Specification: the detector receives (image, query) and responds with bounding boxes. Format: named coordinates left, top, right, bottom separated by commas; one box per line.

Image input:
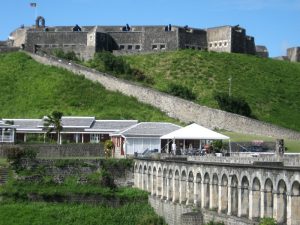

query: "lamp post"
left=228, top=76, right=232, bottom=97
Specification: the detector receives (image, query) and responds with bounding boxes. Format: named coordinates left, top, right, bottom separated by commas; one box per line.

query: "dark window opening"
left=128, top=45, right=133, bottom=50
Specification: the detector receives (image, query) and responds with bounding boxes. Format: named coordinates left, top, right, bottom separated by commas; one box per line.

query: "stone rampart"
left=26, top=52, right=300, bottom=140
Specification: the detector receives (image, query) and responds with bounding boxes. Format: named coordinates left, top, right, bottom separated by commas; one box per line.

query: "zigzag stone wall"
left=26, top=52, right=300, bottom=140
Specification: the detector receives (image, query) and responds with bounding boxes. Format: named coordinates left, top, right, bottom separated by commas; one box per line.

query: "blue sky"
left=1, top=0, right=299, bottom=57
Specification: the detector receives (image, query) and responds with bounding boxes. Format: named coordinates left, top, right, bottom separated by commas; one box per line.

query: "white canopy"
left=160, top=123, right=230, bottom=140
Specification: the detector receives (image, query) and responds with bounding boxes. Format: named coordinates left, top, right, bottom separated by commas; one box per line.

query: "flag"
left=30, top=3, right=37, bottom=7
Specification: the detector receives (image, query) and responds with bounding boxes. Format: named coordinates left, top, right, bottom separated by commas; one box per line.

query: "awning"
left=160, top=123, right=229, bottom=140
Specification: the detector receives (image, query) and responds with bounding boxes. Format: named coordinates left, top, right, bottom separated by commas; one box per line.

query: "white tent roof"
left=160, top=123, right=230, bottom=140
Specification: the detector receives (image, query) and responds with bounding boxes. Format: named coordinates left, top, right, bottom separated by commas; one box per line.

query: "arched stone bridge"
left=134, top=157, right=300, bottom=225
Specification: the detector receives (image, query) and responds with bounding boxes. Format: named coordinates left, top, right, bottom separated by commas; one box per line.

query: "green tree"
left=104, top=140, right=114, bottom=159
left=43, top=111, right=63, bottom=144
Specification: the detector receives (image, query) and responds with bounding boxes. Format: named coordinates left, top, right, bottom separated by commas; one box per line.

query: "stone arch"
left=220, top=174, right=228, bottom=213
left=152, top=167, right=157, bottom=195
left=180, top=170, right=187, bottom=204
left=168, top=169, right=173, bottom=201
left=143, top=165, right=148, bottom=191
left=241, top=176, right=250, bottom=217
left=276, top=179, right=287, bottom=224
left=195, top=172, right=202, bottom=206
left=162, top=168, right=168, bottom=199
left=230, top=175, right=238, bottom=216
left=211, top=173, right=219, bottom=209
left=157, top=167, right=163, bottom=197
left=264, top=178, right=273, bottom=218
left=147, top=166, right=152, bottom=193
left=291, top=181, right=300, bottom=225
left=252, top=177, right=261, bottom=219
left=203, top=172, right=210, bottom=208
left=36, top=16, right=45, bottom=28
left=187, top=170, right=194, bottom=205
left=173, top=169, right=180, bottom=202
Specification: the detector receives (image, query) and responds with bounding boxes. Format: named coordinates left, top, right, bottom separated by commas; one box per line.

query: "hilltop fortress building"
left=8, top=17, right=259, bottom=60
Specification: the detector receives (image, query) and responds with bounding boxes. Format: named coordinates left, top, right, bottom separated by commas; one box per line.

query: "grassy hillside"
left=0, top=52, right=177, bottom=122
left=123, top=50, right=300, bottom=131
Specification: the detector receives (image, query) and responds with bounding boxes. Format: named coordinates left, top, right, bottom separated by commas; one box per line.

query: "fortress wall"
left=287, top=47, right=300, bottom=62
left=231, top=27, right=247, bottom=53
left=25, top=31, right=88, bottom=52
left=245, top=36, right=256, bottom=55
left=143, top=27, right=179, bottom=51
left=207, top=26, right=232, bottom=53
left=178, top=28, right=207, bottom=49
left=27, top=52, right=300, bottom=140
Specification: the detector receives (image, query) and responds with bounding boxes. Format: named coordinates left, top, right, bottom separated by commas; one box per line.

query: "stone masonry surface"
left=26, top=52, right=300, bottom=140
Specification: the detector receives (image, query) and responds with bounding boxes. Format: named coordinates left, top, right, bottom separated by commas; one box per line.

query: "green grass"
left=122, top=50, right=300, bottom=131
left=0, top=52, right=177, bottom=123
left=0, top=202, right=165, bottom=225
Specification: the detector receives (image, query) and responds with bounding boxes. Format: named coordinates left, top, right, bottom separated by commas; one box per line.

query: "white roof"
left=160, top=123, right=230, bottom=140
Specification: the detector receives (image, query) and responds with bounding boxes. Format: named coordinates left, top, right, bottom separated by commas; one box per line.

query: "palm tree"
left=43, top=111, right=63, bottom=144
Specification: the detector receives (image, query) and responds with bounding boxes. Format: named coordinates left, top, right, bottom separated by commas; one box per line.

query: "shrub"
left=99, top=169, right=116, bottom=189
left=166, top=83, right=196, bottom=100
left=259, top=217, right=277, bottom=225
left=104, top=140, right=114, bottom=159
left=214, top=92, right=252, bottom=117
left=6, top=147, right=37, bottom=171
left=137, top=214, right=167, bottom=225
left=52, top=49, right=80, bottom=62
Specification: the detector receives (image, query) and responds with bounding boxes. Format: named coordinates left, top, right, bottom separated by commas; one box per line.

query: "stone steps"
left=0, top=167, right=9, bottom=184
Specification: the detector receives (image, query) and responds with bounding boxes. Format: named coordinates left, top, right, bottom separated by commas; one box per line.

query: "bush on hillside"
left=52, top=49, right=80, bottom=62
left=214, top=92, right=253, bottom=117
left=87, top=51, right=154, bottom=84
left=166, top=83, right=196, bottom=101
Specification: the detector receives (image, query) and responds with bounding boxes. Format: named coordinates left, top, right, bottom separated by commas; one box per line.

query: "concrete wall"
left=207, top=26, right=232, bottom=53
left=287, top=47, right=300, bottom=62
left=26, top=52, right=300, bottom=140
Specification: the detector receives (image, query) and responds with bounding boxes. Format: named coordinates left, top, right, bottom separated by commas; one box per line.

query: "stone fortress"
left=6, top=16, right=299, bottom=62
left=8, top=16, right=259, bottom=61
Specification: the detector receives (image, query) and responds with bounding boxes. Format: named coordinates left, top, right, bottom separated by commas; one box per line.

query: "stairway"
left=0, top=167, right=8, bottom=185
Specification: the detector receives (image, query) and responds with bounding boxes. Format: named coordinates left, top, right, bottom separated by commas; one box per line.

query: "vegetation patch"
left=0, top=51, right=178, bottom=123
left=0, top=202, right=166, bottom=225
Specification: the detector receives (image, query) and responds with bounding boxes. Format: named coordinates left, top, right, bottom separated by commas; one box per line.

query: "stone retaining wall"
left=0, top=143, right=104, bottom=158
left=149, top=196, right=258, bottom=225
left=26, top=52, right=300, bottom=140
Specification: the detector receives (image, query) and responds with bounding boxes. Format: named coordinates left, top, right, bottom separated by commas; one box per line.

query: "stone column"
left=249, top=189, right=253, bottom=220
left=218, top=184, right=222, bottom=213
left=209, top=183, right=214, bottom=209
left=172, top=176, right=176, bottom=203
left=161, top=177, right=164, bottom=200
left=260, top=189, right=265, bottom=218
left=166, top=177, right=170, bottom=201
left=238, top=186, right=242, bottom=217
left=194, top=180, right=198, bottom=206
left=201, top=181, right=205, bottom=209
left=287, top=193, right=292, bottom=225
left=227, top=185, right=232, bottom=215
left=273, top=192, right=278, bottom=221
left=186, top=180, right=191, bottom=205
